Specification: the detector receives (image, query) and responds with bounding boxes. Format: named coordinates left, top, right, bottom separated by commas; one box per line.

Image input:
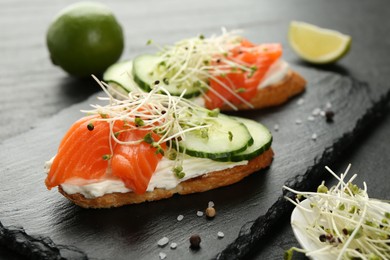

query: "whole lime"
left=46, top=2, right=124, bottom=77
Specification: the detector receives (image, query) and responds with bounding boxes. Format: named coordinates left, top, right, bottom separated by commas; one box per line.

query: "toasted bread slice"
left=220, top=70, right=306, bottom=111
left=58, top=148, right=274, bottom=208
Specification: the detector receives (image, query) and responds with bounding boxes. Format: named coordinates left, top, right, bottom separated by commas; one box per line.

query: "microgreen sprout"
left=283, top=164, right=390, bottom=259
left=173, top=165, right=185, bottom=179
left=207, top=108, right=220, bottom=117
left=87, top=76, right=225, bottom=178
left=134, top=117, right=145, bottom=127
left=102, top=154, right=112, bottom=161
left=148, top=29, right=257, bottom=110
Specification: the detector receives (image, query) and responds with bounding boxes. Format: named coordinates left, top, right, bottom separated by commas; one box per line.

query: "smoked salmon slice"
left=45, top=115, right=164, bottom=195
left=111, top=130, right=164, bottom=194
left=205, top=41, right=282, bottom=109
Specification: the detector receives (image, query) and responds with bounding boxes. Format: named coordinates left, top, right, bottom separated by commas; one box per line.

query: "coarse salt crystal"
left=297, top=98, right=305, bottom=105
left=274, top=124, right=279, bottom=131
left=312, top=108, right=321, bottom=116
left=320, top=111, right=326, bottom=117
left=217, top=231, right=225, bottom=238
left=170, top=242, right=177, bottom=249
left=197, top=211, right=204, bottom=217
left=307, top=116, right=315, bottom=121
left=157, top=237, right=169, bottom=247
left=295, top=119, right=302, bottom=125
left=159, top=252, right=167, bottom=259
left=312, top=133, right=317, bottom=141
left=177, top=215, right=184, bottom=221
left=208, top=201, right=215, bottom=208
left=325, top=102, right=332, bottom=109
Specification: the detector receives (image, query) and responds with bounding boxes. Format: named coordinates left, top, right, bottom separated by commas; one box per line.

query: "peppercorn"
left=87, top=123, right=94, bottom=131
left=189, top=234, right=201, bottom=249
left=325, top=110, right=335, bottom=122
left=319, top=234, right=327, bottom=242
left=154, top=80, right=160, bottom=85
left=205, top=207, right=216, bottom=218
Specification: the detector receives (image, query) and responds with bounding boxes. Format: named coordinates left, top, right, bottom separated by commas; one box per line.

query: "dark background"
left=1, top=0, right=389, bottom=259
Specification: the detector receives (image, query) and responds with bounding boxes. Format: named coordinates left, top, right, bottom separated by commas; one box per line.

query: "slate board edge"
left=215, top=83, right=390, bottom=260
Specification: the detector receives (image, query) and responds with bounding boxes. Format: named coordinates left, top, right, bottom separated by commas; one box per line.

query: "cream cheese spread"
left=258, top=60, right=289, bottom=88
left=45, top=155, right=247, bottom=199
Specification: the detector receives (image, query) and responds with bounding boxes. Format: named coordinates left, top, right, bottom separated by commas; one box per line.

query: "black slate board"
left=1, top=65, right=389, bottom=259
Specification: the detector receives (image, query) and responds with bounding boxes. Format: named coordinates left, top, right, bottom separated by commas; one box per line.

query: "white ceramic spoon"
left=291, top=197, right=390, bottom=260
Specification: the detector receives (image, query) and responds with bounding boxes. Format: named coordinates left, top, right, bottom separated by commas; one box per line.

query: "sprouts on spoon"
left=284, top=165, right=390, bottom=260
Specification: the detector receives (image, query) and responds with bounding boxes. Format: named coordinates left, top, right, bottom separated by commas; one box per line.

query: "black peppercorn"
left=325, top=110, right=335, bottom=122
left=154, top=80, right=160, bottom=85
left=189, top=234, right=201, bottom=249
left=87, top=123, right=94, bottom=131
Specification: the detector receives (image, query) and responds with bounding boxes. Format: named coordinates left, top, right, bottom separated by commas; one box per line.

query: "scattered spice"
left=157, top=237, right=169, bottom=247
left=170, top=242, right=177, bottom=249
left=177, top=215, right=184, bottom=221
left=159, top=252, right=167, bottom=259
left=189, top=234, right=201, bottom=249
left=274, top=124, right=279, bottom=132
left=87, top=123, right=94, bottom=131
left=154, top=80, right=160, bottom=85
left=311, top=133, right=317, bottom=141
left=307, top=116, right=315, bottom=121
left=312, top=108, right=321, bottom=116
left=217, top=231, right=225, bottom=238
left=205, top=207, right=216, bottom=218
left=297, top=98, right=305, bottom=105
left=295, top=119, right=302, bottom=125
left=196, top=211, right=204, bottom=217
left=325, top=109, right=335, bottom=122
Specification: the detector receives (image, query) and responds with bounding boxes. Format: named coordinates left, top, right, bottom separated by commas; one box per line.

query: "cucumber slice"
left=132, top=54, right=202, bottom=98
left=178, top=114, right=253, bottom=161
left=230, top=117, right=272, bottom=162
left=103, top=60, right=139, bottom=94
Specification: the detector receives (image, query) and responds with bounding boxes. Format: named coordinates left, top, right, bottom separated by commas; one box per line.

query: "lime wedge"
left=288, top=21, right=351, bottom=64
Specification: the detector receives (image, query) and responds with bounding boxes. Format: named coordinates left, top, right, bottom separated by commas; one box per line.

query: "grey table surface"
left=1, top=0, right=389, bottom=259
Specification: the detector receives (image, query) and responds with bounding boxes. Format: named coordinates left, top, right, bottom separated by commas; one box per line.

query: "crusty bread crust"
left=219, top=70, right=306, bottom=111
left=58, top=148, right=274, bottom=208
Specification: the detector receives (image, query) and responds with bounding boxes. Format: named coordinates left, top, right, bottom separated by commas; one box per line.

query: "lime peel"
left=288, top=21, right=351, bottom=64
